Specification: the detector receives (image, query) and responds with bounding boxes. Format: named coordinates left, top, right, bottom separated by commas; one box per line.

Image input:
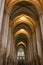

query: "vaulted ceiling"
left=5, top=0, right=43, bottom=49
left=5, top=0, right=43, bottom=13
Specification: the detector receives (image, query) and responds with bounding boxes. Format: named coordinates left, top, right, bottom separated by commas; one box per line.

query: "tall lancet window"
left=17, top=48, right=25, bottom=60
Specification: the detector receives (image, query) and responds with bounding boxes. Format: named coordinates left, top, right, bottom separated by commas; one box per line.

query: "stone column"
left=0, top=0, right=5, bottom=39
left=25, top=44, right=28, bottom=63
left=40, top=12, right=43, bottom=40
left=32, top=32, right=37, bottom=57
left=26, top=40, right=33, bottom=63
left=10, top=34, right=16, bottom=64
left=0, top=11, right=9, bottom=65
left=35, top=25, right=42, bottom=65
left=6, top=27, right=12, bottom=65
left=25, top=43, right=29, bottom=63
left=40, top=12, right=43, bottom=60
left=29, top=40, right=34, bottom=62
left=1, top=12, right=10, bottom=53
left=32, top=31, right=38, bottom=65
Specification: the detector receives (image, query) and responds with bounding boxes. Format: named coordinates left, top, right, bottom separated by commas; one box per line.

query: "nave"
left=0, top=0, right=43, bottom=65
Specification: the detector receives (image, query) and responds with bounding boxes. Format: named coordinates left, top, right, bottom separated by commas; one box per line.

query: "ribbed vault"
left=8, top=0, right=40, bottom=60
left=17, top=41, right=26, bottom=48
left=10, top=1, right=39, bottom=21
left=11, top=14, right=35, bottom=33
left=6, top=0, right=42, bottom=14
left=0, top=0, right=43, bottom=64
